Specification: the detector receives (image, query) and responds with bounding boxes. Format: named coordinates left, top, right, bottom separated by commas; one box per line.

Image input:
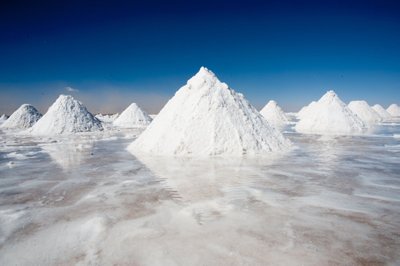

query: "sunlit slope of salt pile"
left=113, top=103, right=152, bottom=128
left=297, top=101, right=316, bottom=120
left=348, top=101, right=382, bottom=126
left=95, top=113, right=119, bottom=123
left=387, top=104, right=400, bottom=117
left=129, top=67, right=291, bottom=156
left=1, top=104, right=42, bottom=129
left=295, top=91, right=366, bottom=135
left=372, top=104, right=392, bottom=120
left=259, top=100, right=288, bottom=128
left=30, top=95, right=103, bottom=135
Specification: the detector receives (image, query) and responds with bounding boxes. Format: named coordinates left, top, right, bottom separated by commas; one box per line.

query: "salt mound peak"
left=260, top=100, right=288, bottom=128
left=372, top=104, right=391, bottom=120
left=295, top=90, right=366, bottom=135
left=319, top=90, right=337, bottom=102
left=387, top=104, right=400, bottom=117
left=128, top=67, right=291, bottom=156
left=113, top=103, right=152, bottom=128
left=348, top=100, right=382, bottom=125
left=30, top=94, right=103, bottom=135
left=1, top=104, right=42, bottom=129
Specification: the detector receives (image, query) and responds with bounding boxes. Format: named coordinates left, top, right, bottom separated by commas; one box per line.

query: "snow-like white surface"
left=348, top=100, right=382, bottom=126
left=30, top=95, right=103, bottom=135
left=387, top=104, right=400, bottom=117
left=259, top=100, right=289, bottom=128
left=113, top=103, right=152, bottom=128
left=129, top=67, right=291, bottom=156
left=95, top=113, right=119, bottom=123
left=297, top=101, right=317, bottom=120
left=372, top=104, right=392, bottom=120
left=295, top=91, right=366, bottom=135
left=0, top=104, right=42, bottom=129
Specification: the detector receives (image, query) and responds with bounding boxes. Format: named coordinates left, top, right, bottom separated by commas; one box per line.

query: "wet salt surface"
left=0, top=125, right=399, bottom=265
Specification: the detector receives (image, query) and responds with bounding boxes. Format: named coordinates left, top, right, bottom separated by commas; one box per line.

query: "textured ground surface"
left=0, top=123, right=399, bottom=265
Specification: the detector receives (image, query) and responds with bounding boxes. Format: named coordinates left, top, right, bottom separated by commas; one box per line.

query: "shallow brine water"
left=0, top=124, right=399, bottom=265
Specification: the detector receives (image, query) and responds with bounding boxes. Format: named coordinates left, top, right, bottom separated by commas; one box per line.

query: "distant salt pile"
left=259, top=100, right=288, bottom=128
left=348, top=101, right=382, bottom=126
left=128, top=67, right=291, bottom=156
left=1, top=104, right=42, bottom=129
left=0, top=114, right=8, bottom=124
left=387, top=104, right=400, bottom=117
left=95, top=113, right=119, bottom=123
left=295, top=90, right=366, bottom=135
left=113, top=103, right=152, bottom=128
left=372, top=104, right=392, bottom=120
left=297, top=101, right=317, bottom=120
left=30, top=95, right=103, bottom=135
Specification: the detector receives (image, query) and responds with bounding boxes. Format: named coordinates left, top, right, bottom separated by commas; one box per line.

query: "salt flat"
left=0, top=123, right=399, bottom=265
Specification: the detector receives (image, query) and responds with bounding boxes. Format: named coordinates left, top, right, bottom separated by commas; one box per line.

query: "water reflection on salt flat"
left=39, top=139, right=95, bottom=170
left=0, top=126, right=399, bottom=265
left=130, top=132, right=400, bottom=265
left=133, top=154, right=284, bottom=224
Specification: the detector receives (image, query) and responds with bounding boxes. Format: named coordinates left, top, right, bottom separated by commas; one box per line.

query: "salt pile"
left=372, top=104, right=391, bottom=120
left=387, top=104, right=400, bottom=117
left=0, top=114, right=8, bottom=124
left=295, top=90, right=366, bottom=135
left=1, top=104, right=42, bottom=129
left=128, top=67, right=291, bottom=156
left=30, top=95, right=103, bottom=135
left=113, top=103, right=152, bottom=128
left=259, top=100, right=288, bottom=128
left=95, top=113, right=119, bottom=123
left=297, top=101, right=317, bottom=120
left=348, top=101, right=382, bottom=126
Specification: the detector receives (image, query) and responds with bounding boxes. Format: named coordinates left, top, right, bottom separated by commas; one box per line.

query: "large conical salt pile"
left=30, top=95, right=103, bottom=135
left=128, top=67, right=291, bottom=156
left=1, top=104, right=42, bottom=129
left=295, top=90, right=366, bottom=135
left=259, top=100, right=289, bottom=128
left=372, top=104, right=391, bottom=120
left=387, top=104, right=400, bottom=117
left=297, top=101, right=317, bottom=120
left=113, top=103, right=152, bottom=128
left=348, top=100, right=382, bottom=126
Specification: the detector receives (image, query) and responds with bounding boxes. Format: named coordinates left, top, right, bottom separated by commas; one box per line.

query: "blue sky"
left=0, top=0, right=399, bottom=114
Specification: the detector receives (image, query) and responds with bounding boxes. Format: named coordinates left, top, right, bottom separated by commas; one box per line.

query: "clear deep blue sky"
left=0, top=0, right=399, bottom=114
